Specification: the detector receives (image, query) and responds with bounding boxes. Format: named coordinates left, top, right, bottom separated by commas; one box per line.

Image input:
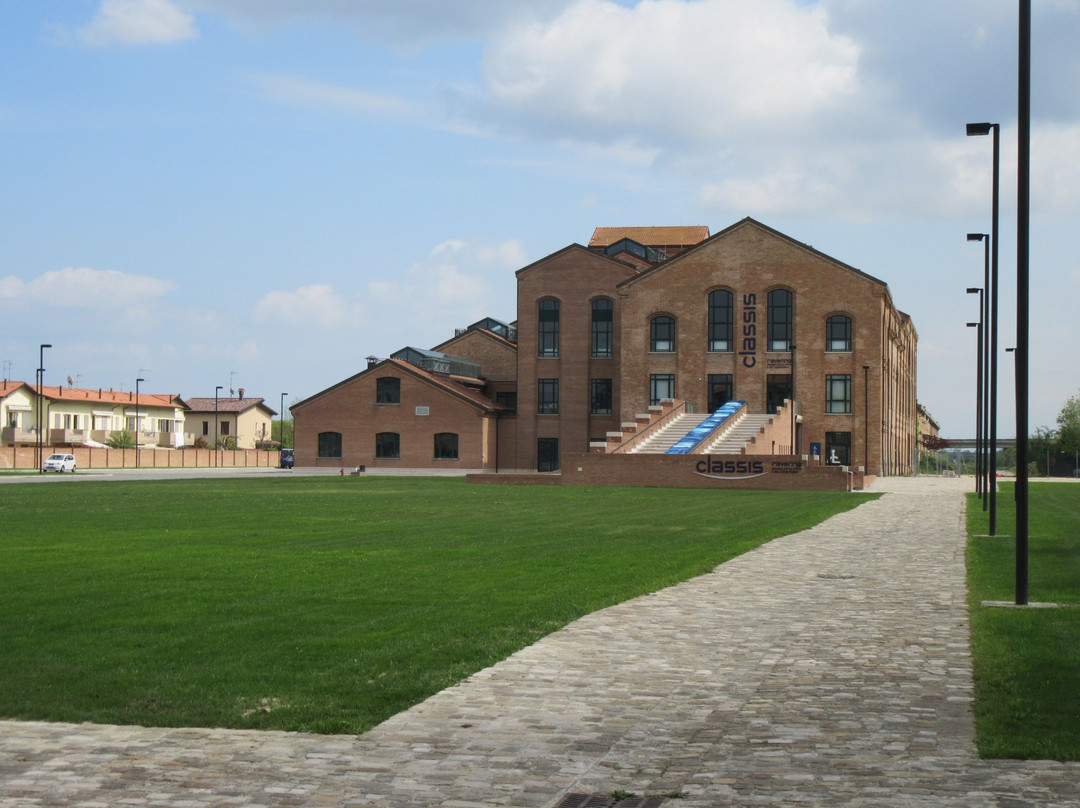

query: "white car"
left=42, top=453, right=77, bottom=473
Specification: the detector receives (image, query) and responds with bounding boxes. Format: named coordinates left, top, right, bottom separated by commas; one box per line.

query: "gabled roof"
left=432, top=325, right=519, bottom=354
left=515, top=242, right=645, bottom=279
left=292, top=359, right=503, bottom=414
left=0, top=381, right=33, bottom=398
left=617, top=217, right=890, bottom=292
left=8, top=383, right=185, bottom=409
left=185, top=397, right=276, bottom=416
left=589, top=226, right=711, bottom=249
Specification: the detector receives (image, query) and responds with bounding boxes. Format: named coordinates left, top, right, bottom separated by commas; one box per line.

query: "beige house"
left=184, top=393, right=276, bottom=449
left=1, top=382, right=190, bottom=448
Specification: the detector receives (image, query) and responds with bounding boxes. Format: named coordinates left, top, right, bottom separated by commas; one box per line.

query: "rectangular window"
left=375, top=432, right=400, bottom=458
left=221, top=421, right=230, bottom=436
left=590, top=378, right=613, bottom=415
left=826, top=316, right=852, bottom=352
left=158, top=419, right=172, bottom=433
left=591, top=299, right=613, bottom=357
left=434, top=432, right=459, bottom=460
left=825, top=431, right=851, bottom=465
left=376, top=377, right=401, bottom=404
left=538, top=378, right=559, bottom=414
left=708, top=290, right=733, bottom=352
left=708, top=374, right=733, bottom=411
left=202, top=420, right=209, bottom=436
left=650, top=374, right=675, bottom=406
left=318, top=431, right=342, bottom=458
left=826, top=374, right=852, bottom=413
left=496, top=392, right=518, bottom=411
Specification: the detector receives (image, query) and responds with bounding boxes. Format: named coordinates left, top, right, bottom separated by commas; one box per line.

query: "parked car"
left=280, top=448, right=294, bottom=469
left=43, top=453, right=77, bottom=473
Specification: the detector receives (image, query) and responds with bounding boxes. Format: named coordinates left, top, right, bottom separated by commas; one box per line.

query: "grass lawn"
left=967, top=481, right=1080, bottom=760
left=1, top=476, right=875, bottom=734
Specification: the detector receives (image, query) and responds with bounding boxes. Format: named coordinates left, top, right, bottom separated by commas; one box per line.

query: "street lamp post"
left=790, top=344, right=797, bottom=455
left=863, top=364, right=870, bottom=474
left=967, top=321, right=983, bottom=491
left=968, top=233, right=991, bottom=502
left=215, top=385, right=223, bottom=468
left=135, top=377, right=145, bottom=468
left=966, top=287, right=985, bottom=501
left=280, top=392, right=288, bottom=452
left=966, top=123, right=1000, bottom=535
left=1014, top=0, right=1032, bottom=605
left=37, top=344, right=51, bottom=474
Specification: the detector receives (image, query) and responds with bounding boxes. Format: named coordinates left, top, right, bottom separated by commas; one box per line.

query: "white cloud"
left=478, top=0, right=863, bottom=148
left=252, top=284, right=361, bottom=329
left=78, top=0, right=198, bottom=47
left=248, top=75, right=420, bottom=120
left=189, top=0, right=577, bottom=44
left=0, top=267, right=175, bottom=308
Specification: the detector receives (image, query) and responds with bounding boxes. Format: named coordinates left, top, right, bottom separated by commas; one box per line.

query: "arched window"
left=826, top=315, right=852, bottom=352
left=708, top=290, right=733, bottom=352
left=767, top=289, right=793, bottom=352
left=375, top=432, right=400, bottom=458
left=317, top=432, right=342, bottom=458
left=591, top=298, right=613, bottom=357
left=538, top=299, right=559, bottom=357
left=434, top=432, right=459, bottom=460
left=650, top=315, right=675, bottom=352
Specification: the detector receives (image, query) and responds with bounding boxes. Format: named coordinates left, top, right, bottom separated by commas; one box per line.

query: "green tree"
left=1056, top=390, right=1080, bottom=454
left=106, top=429, right=135, bottom=449
left=1029, top=426, right=1058, bottom=476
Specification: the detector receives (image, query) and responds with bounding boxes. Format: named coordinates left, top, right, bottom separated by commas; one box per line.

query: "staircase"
left=705, top=413, right=773, bottom=454
left=629, top=413, right=708, bottom=454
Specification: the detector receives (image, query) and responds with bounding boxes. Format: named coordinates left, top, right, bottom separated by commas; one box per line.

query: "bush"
left=106, top=429, right=135, bottom=449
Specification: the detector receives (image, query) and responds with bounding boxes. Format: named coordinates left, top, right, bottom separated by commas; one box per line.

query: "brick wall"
left=561, top=452, right=853, bottom=491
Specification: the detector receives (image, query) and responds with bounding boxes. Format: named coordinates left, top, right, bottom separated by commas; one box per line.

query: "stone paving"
left=2, top=476, right=1078, bottom=807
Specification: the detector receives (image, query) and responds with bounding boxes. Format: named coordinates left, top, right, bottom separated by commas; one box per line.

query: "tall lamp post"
left=135, top=377, right=145, bottom=468
left=279, top=392, right=288, bottom=452
left=966, top=288, right=985, bottom=500
left=1014, top=0, right=1032, bottom=605
left=37, top=343, right=52, bottom=474
left=967, top=234, right=991, bottom=503
left=966, top=320, right=983, bottom=491
left=214, top=385, right=223, bottom=469
left=966, top=123, right=1000, bottom=534
left=863, top=364, right=870, bottom=474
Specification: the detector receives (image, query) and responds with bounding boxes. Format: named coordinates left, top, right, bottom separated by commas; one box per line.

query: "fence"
left=1, top=445, right=279, bottom=470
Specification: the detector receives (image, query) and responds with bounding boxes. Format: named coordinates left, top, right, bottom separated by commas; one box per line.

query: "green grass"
left=967, top=482, right=1080, bottom=760
left=0, top=477, right=874, bottom=734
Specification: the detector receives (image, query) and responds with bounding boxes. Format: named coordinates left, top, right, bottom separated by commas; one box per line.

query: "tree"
left=106, top=429, right=135, bottom=449
left=1056, top=390, right=1080, bottom=454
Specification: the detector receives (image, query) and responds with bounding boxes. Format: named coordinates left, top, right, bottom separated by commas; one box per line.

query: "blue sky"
left=2, top=0, right=1079, bottom=436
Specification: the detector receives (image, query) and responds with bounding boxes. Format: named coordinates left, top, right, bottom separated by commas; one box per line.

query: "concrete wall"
left=0, top=446, right=278, bottom=469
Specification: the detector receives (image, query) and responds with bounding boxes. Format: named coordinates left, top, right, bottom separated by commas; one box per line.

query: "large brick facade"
left=292, top=218, right=918, bottom=480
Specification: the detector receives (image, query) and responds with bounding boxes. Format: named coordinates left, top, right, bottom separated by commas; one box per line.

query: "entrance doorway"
left=537, top=437, right=559, bottom=472
left=766, top=374, right=792, bottom=414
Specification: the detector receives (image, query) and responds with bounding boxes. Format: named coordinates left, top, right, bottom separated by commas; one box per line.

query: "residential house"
left=184, top=391, right=276, bottom=449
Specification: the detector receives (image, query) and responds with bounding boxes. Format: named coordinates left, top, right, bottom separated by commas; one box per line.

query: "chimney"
left=366, top=355, right=379, bottom=369
left=238, top=387, right=245, bottom=401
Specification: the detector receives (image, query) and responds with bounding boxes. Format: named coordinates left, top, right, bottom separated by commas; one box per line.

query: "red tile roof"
left=588, top=226, right=711, bottom=248
left=184, top=397, right=274, bottom=415
left=5, top=383, right=183, bottom=408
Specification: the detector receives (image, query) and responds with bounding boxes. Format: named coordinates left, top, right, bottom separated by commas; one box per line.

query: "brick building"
left=293, top=218, right=918, bottom=478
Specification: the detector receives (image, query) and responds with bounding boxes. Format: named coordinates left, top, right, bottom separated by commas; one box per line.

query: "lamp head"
left=966, top=287, right=981, bottom=294
left=967, top=322, right=979, bottom=328
left=966, top=122, right=993, bottom=136
left=967, top=233, right=987, bottom=242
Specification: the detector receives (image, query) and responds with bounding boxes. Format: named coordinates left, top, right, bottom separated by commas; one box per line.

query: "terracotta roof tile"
left=588, top=226, right=711, bottom=248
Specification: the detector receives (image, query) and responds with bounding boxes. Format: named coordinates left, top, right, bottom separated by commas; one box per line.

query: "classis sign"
left=740, top=293, right=758, bottom=368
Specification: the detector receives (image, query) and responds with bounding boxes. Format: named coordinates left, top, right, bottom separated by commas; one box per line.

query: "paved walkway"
left=2, top=477, right=1078, bottom=807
